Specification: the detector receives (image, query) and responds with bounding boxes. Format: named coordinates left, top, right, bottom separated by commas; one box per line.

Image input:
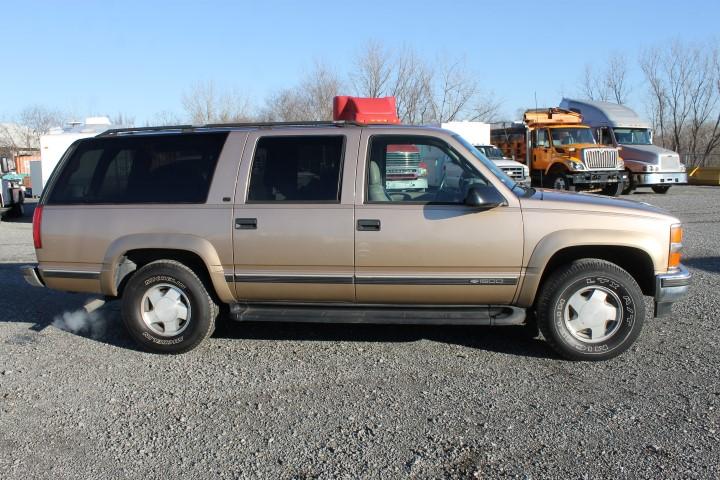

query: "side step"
left=229, top=304, right=526, bottom=326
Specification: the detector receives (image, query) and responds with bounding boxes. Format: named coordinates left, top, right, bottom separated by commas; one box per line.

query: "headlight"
left=616, top=158, right=624, bottom=169
left=568, top=161, right=586, bottom=171
left=680, top=164, right=687, bottom=172
left=522, top=165, right=530, bottom=176
left=644, top=165, right=658, bottom=172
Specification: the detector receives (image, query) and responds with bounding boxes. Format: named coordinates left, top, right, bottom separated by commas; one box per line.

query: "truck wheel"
left=536, top=259, right=645, bottom=361
left=548, top=173, right=576, bottom=192
left=121, top=260, right=218, bottom=354
left=651, top=185, right=671, bottom=194
left=9, top=199, right=24, bottom=218
left=601, top=181, right=623, bottom=197
left=621, top=172, right=635, bottom=195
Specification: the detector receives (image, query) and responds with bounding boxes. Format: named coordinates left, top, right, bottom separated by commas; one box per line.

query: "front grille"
left=660, top=154, right=681, bottom=171
left=582, top=148, right=618, bottom=170
left=500, top=166, right=525, bottom=180
left=386, top=152, right=420, bottom=169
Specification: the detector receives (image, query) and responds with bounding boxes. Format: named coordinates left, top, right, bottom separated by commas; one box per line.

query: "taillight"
left=32, top=205, right=43, bottom=249
left=668, top=224, right=683, bottom=269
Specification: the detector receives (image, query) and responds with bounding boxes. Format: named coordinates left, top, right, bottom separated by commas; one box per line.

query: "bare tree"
left=641, top=41, right=720, bottom=166
left=17, top=105, right=65, bottom=148
left=147, top=110, right=184, bottom=127
left=349, top=44, right=501, bottom=124
left=580, top=54, right=630, bottom=104
left=109, top=112, right=135, bottom=127
left=261, top=62, right=343, bottom=121
left=351, top=40, right=394, bottom=98
left=182, top=81, right=254, bottom=124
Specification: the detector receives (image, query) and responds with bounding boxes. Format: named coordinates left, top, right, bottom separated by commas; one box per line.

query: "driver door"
left=354, top=132, right=524, bottom=305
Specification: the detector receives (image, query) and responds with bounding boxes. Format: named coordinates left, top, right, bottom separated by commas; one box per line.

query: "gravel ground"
left=0, top=187, right=718, bottom=479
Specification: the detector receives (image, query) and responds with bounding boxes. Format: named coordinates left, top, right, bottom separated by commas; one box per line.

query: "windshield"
left=453, top=134, right=521, bottom=192
left=550, top=128, right=596, bottom=147
left=476, top=146, right=504, bottom=159
left=613, top=128, right=651, bottom=145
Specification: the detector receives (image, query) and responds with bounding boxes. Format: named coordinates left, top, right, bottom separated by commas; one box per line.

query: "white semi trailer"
left=560, top=99, right=687, bottom=194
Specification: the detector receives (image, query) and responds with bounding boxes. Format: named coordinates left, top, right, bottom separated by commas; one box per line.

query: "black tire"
left=601, top=181, right=623, bottom=197
left=9, top=199, right=24, bottom=218
left=651, top=185, right=671, bottom=194
left=536, top=259, right=645, bottom=361
left=621, top=171, right=635, bottom=195
left=547, top=172, right=576, bottom=192
left=121, top=260, right=218, bottom=354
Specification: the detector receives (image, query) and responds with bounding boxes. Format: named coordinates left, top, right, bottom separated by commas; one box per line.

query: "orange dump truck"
left=491, top=108, right=628, bottom=195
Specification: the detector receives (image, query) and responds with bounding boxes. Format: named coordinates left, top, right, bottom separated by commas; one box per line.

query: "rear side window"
left=47, top=132, right=227, bottom=204
left=247, top=136, right=344, bottom=202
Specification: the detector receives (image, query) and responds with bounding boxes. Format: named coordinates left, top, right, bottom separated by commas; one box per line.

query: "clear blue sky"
left=2, top=0, right=718, bottom=124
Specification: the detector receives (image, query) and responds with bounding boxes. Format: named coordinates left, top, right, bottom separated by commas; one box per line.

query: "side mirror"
left=465, top=184, right=505, bottom=210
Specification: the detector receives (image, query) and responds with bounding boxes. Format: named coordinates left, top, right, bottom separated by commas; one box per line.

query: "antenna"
left=534, top=91, right=542, bottom=187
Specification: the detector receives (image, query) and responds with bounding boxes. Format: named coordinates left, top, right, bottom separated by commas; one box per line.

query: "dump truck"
left=560, top=98, right=687, bottom=194
left=491, top=109, right=627, bottom=195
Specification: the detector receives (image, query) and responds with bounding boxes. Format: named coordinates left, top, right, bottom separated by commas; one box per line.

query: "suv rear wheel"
left=536, top=259, right=645, bottom=361
left=121, top=260, right=218, bottom=354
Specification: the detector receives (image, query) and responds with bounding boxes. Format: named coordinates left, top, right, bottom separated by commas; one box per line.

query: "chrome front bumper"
left=21, top=265, right=45, bottom=288
left=654, top=264, right=691, bottom=317
left=634, top=172, right=688, bottom=186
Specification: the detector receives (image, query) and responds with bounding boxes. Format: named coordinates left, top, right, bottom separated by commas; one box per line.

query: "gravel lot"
left=1, top=186, right=718, bottom=479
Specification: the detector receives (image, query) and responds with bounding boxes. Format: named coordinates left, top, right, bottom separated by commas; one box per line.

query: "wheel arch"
left=516, top=230, right=664, bottom=307
left=100, top=234, right=234, bottom=303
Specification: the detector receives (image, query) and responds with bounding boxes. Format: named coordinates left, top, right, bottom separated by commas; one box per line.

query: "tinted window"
left=367, top=135, right=488, bottom=204
left=247, top=136, right=344, bottom=202
left=47, top=133, right=227, bottom=204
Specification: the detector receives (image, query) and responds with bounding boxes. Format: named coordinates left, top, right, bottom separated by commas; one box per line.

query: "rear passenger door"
left=231, top=130, right=360, bottom=302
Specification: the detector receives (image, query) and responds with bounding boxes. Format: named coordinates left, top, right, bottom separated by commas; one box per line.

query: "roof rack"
left=98, top=120, right=371, bottom=137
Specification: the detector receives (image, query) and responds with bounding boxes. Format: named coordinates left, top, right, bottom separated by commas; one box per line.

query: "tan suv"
left=21, top=121, right=690, bottom=360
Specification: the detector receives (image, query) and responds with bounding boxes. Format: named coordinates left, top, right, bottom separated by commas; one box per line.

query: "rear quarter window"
left=46, top=132, right=228, bottom=204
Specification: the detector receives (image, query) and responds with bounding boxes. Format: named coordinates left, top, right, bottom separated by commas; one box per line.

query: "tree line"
left=3, top=39, right=720, bottom=167
left=580, top=40, right=720, bottom=167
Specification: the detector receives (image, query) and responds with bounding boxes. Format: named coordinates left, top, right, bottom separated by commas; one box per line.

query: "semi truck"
left=560, top=98, right=687, bottom=194
left=491, top=109, right=627, bottom=196
left=437, top=122, right=530, bottom=187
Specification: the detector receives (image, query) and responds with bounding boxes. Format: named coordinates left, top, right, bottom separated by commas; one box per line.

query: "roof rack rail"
left=98, top=120, right=370, bottom=137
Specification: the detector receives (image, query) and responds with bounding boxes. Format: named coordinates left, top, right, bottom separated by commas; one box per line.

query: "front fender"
left=100, top=233, right=234, bottom=303
left=515, top=228, right=665, bottom=307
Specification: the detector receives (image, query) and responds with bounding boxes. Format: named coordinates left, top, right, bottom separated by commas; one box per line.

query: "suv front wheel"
left=536, top=259, right=645, bottom=361
left=121, top=260, right=218, bottom=354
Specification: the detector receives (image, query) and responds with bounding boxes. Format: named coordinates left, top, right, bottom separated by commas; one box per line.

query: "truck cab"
left=491, top=109, right=627, bottom=196
left=560, top=98, right=688, bottom=194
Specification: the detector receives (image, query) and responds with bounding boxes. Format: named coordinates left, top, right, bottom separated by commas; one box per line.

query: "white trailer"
left=38, top=117, right=113, bottom=194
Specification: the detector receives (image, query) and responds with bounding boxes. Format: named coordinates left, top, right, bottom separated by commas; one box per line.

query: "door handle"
left=235, top=218, right=257, bottom=230
left=357, top=219, right=381, bottom=231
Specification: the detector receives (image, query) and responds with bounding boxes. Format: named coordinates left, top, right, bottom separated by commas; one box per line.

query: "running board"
left=229, top=304, right=526, bottom=326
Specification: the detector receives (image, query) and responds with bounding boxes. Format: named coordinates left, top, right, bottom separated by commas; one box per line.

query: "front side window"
left=47, top=133, right=227, bottom=204
left=247, top=136, right=344, bottom=203
left=535, top=129, right=549, bottom=148
left=366, top=135, right=489, bottom=204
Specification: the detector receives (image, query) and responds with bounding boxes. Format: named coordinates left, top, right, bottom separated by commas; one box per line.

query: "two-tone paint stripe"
left=225, top=274, right=518, bottom=286
left=41, top=270, right=101, bottom=280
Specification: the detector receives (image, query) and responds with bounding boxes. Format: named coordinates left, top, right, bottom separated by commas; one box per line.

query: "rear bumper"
left=634, top=172, right=687, bottom=186
left=654, top=264, right=691, bottom=317
left=21, top=265, right=45, bottom=288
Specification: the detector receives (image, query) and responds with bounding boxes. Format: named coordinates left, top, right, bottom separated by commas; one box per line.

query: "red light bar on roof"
left=333, top=96, right=400, bottom=124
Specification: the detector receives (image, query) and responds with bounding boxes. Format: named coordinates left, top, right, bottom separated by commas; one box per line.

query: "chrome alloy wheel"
left=140, top=283, right=191, bottom=337
left=563, top=286, right=622, bottom=343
